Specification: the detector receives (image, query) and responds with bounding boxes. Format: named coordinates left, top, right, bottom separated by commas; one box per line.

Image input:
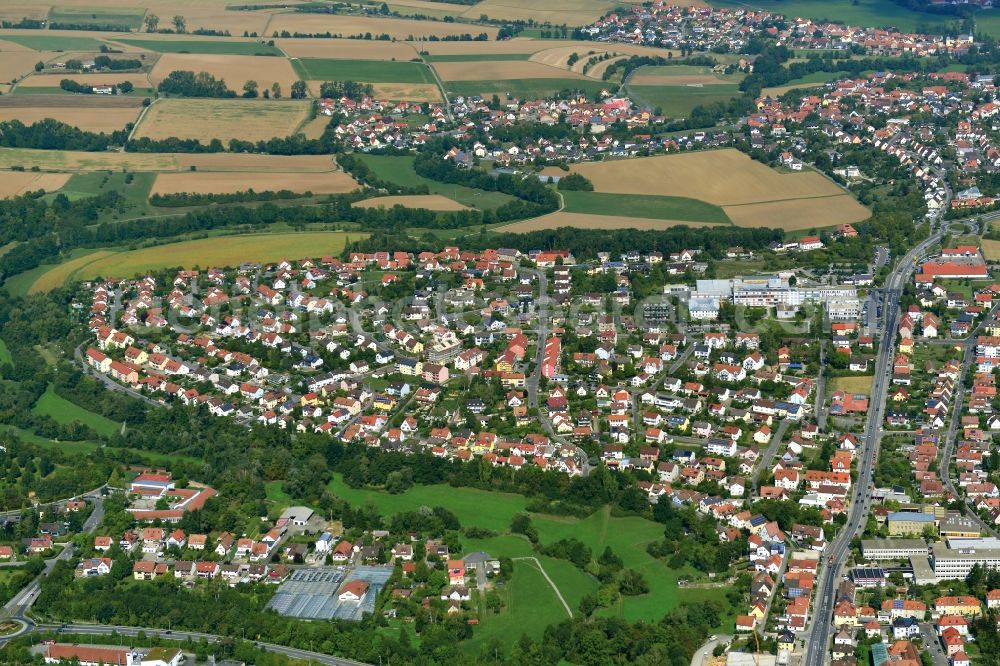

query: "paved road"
left=33, top=624, right=369, bottom=666
left=919, top=623, right=948, bottom=666
left=937, top=303, right=1000, bottom=538
left=804, top=225, right=946, bottom=666
left=815, top=341, right=828, bottom=431
left=750, top=419, right=790, bottom=499
left=690, top=634, right=732, bottom=666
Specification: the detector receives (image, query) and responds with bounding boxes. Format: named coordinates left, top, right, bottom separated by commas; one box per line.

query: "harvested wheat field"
left=354, top=194, right=467, bottom=210
left=0, top=97, right=142, bottom=133
left=0, top=171, right=69, bottom=197
left=459, top=0, right=616, bottom=25
left=382, top=0, right=471, bottom=12
left=501, top=211, right=722, bottom=232
left=151, top=171, right=357, bottom=196
left=434, top=60, right=586, bottom=81
left=723, top=196, right=871, bottom=230
left=370, top=83, right=441, bottom=102
left=269, top=14, right=498, bottom=39
left=149, top=53, right=301, bottom=92
left=0, top=51, right=57, bottom=82
left=572, top=150, right=851, bottom=206
left=19, top=72, right=152, bottom=88
left=134, top=98, right=310, bottom=142
left=278, top=38, right=417, bottom=60
left=0, top=4, right=51, bottom=22
left=178, top=153, right=335, bottom=172
left=299, top=115, right=330, bottom=140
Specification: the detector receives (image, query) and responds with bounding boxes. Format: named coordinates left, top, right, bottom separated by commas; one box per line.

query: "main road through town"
left=803, top=225, right=945, bottom=666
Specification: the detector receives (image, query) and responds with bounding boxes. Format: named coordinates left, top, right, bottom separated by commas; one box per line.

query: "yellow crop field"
left=981, top=239, right=1000, bottom=261
left=370, top=83, right=441, bottom=102
left=133, top=98, right=310, bottom=142
left=571, top=150, right=851, bottom=205
left=354, top=194, right=468, bottom=210
left=499, top=211, right=723, bottom=232
left=459, top=0, right=616, bottom=26
left=0, top=147, right=334, bottom=172
left=151, top=171, right=357, bottom=195
left=268, top=14, right=498, bottom=39
left=0, top=171, right=69, bottom=198
left=0, top=95, right=143, bottom=133
left=722, top=196, right=871, bottom=230
left=18, top=72, right=151, bottom=88
left=0, top=51, right=57, bottom=82
left=28, top=250, right=117, bottom=293
left=434, top=60, right=586, bottom=81
left=149, top=53, right=301, bottom=92
left=67, top=232, right=367, bottom=280
left=277, top=38, right=417, bottom=60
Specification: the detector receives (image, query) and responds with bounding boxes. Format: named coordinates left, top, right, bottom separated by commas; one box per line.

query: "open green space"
left=424, top=53, right=532, bottom=62
left=292, top=58, right=434, bottom=83
left=461, top=558, right=575, bottom=655
left=328, top=474, right=731, bottom=625
left=3, top=248, right=101, bottom=297
left=0, top=339, right=11, bottom=367
left=444, top=78, right=608, bottom=100
left=0, top=35, right=107, bottom=51
left=6, top=426, right=102, bottom=455
left=560, top=190, right=732, bottom=224
left=327, top=473, right=528, bottom=532
left=32, top=384, right=120, bottom=437
left=56, top=172, right=155, bottom=216
left=265, top=480, right=293, bottom=505
left=629, top=83, right=742, bottom=118
left=357, top=154, right=516, bottom=209
left=48, top=7, right=146, bottom=30
left=709, top=0, right=970, bottom=33
left=114, top=38, right=283, bottom=56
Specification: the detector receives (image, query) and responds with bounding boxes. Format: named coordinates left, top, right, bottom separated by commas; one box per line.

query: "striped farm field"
left=0, top=147, right=336, bottom=172
left=133, top=98, right=311, bottom=143
left=499, top=211, right=725, bottom=232
left=267, top=14, right=498, bottom=39
left=150, top=171, right=358, bottom=196
left=0, top=94, right=143, bottom=133
left=353, top=194, right=468, bottom=210
left=29, top=232, right=368, bottom=287
left=278, top=39, right=417, bottom=60
left=0, top=171, right=70, bottom=198
left=149, top=53, right=301, bottom=92
left=558, top=149, right=871, bottom=230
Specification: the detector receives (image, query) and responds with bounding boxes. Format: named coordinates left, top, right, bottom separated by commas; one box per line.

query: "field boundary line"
left=721, top=192, right=861, bottom=207
left=126, top=96, right=160, bottom=145
left=513, top=556, right=573, bottom=618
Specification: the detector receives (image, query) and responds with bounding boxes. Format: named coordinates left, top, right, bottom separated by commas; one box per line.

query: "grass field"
left=0, top=34, right=106, bottom=51
left=444, top=78, right=607, bottom=100
left=292, top=58, right=434, bottom=84
left=761, top=70, right=849, bottom=97
left=830, top=375, right=874, bottom=395
left=0, top=339, right=11, bottom=367
left=629, top=83, right=743, bottom=118
left=114, top=38, right=283, bottom=56
left=7, top=426, right=102, bottom=455
left=327, top=474, right=528, bottom=532
left=60, top=232, right=365, bottom=281
left=328, top=473, right=731, bottom=625
left=48, top=7, right=146, bottom=30
left=560, top=190, right=732, bottom=223
left=358, top=154, right=515, bottom=209
left=32, top=384, right=119, bottom=437
left=134, top=98, right=311, bottom=143
left=29, top=250, right=118, bottom=293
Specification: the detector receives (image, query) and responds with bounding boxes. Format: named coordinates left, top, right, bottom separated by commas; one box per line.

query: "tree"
left=34, top=61, right=43, bottom=72
left=144, top=14, right=159, bottom=32
left=172, top=15, right=186, bottom=33
left=271, top=82, right=281, bottom=99
left=290, top=80, right=307, bottom=99
left=618, top=568, right=649, bottom=596
left=118, top=81, right=134, bottom=94
left=242, top=80, right=259, bottom=98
